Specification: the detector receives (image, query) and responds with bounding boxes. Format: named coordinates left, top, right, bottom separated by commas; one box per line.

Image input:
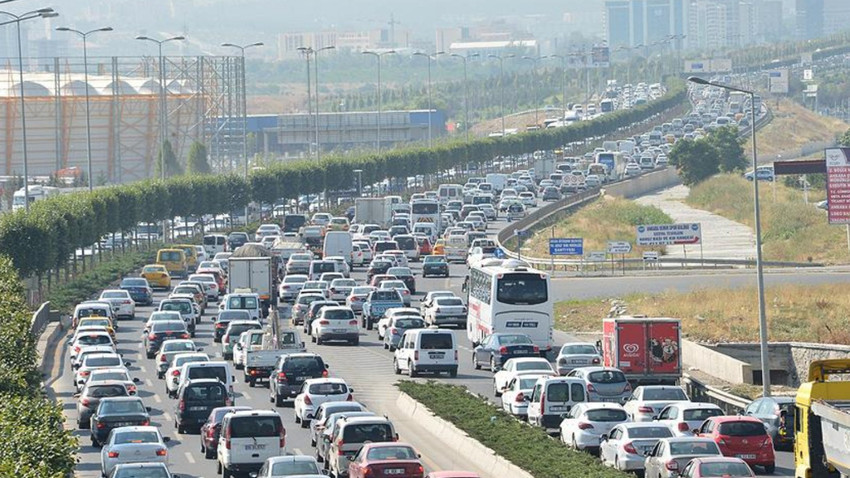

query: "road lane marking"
left=294, top=447, right=303, bottom=455
left=242, top=391, right=252, bottom=400
left=184, top=452, right=196, bottom=464
left=163, top=412, right=171, bottom=422
left=146, top=379, right=153, bottom=386
left=153, top=394, right=162, bottom=403
left=139, top=365, right=147, bottom=373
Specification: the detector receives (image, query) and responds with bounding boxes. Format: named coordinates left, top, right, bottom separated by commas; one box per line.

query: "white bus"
left=12, top=185, right=60, bottom=211
left=410, top=199, right=441, bottom=232
left=466, top=259, right=553, bottom=355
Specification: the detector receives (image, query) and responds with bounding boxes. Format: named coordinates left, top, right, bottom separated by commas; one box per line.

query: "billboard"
left=591, top=46, right=610, bottom=68
left=636, top=223, right=702, bottom=246
left=683, top=58, right=732, bottom=73
left=769, top=69, right=790, bottom=94
left=549, top=238, right=584, bottom=255
left=825, top=148, right=850, bottom=224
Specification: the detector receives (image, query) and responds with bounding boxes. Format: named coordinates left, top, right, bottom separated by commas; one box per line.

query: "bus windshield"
left=496, top=273, right=548, bottom=305
left=411, top=202, right=439, bottom=214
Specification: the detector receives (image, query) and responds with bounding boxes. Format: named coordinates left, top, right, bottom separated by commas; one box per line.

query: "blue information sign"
left=549, top=238, right=584, bottom=256
left=493, top=248, right=505, bottom=259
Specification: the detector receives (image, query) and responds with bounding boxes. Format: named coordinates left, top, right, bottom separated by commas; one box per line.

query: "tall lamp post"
left=313, top=45, right=335, bottom=161
left=296, top=47, right=315, bottom=159
left=353, top=169, right=363, bottom=197
left=56, top=26, right=112, bottom=191
left=135, top=35, right=185, bottom=180
left=522, top=55, right=545, bottom=127
left=222, top=42, right=263, bottom=225
left=488, top=53, right=514, bottom=137
left=450, top=53, right=478, bottom=143
left=548, top=54, right=568, bottom=121
left=413, top=51, right=443, bottom=147
left=688, top=76, right=770, bottom=396
left=362, top=50, right=395, bottom=152
left=0, top=6, right=58, bottom=210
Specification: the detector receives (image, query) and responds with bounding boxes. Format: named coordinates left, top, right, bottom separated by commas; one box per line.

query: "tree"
left=185, top=141, right=211, bottom=175
left=708, top=126, right=747, bottom=173
left=669, top=138, right=721, bottom=186
left=840, top=127, right=850, bottom=147
left=154, top=140, right=183, bottom=179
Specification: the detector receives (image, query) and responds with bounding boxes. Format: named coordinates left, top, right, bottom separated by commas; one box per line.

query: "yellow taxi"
left=143, top=262, right=174, bottom=288
left=328, top=217, right=350, bottom=231
left=432, top=239, right=446, bottom=256
left=173, top=244, right=199, bottom=273
left=77, top=317, right=117, bottom=342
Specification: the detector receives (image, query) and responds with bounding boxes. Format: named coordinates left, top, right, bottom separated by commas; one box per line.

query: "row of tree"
left=668, top=126, right=748, bottom=185
left=0, top=81, right=686, bottom=280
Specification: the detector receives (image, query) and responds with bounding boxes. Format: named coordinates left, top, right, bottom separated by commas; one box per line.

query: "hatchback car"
left=560, top=402, right=629, bottom=452
left=743, top=395, right=795, bottom=450
left=141, top=264, right=172, bottom=289
left=422, top=254, right=449, bottom=278
left=119, top=277, right=153, bottom=306
left=678, top=456, right=756, bottom=477
left=349, top=443, right=424, bottom=478
left=100, top=426, right=170, bottom=476
left=695, top=416, right=775, bottom=473
left=644, top=437, right=722, bottom=478
left=567, top=366, right=631, bottom=404
left=599, top=422, right=673, bottom=473
left=555, top=342, right=601, bottom=375
left=473, top=333, right=539, bottom=371
left=199, top=406, right=251, bottom=459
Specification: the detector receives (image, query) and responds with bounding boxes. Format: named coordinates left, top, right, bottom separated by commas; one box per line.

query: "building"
left=447, top=40, right=539, bottom=58
left=755, top=0, right=784, bottom=43
left=688, top=1, right=729, bottom=50
left=797, top=0, right=850, bottom=39
left=604, top=0, right=688, bottom=50
left=276, top=29, right=410, bottom=60
left=435, top=27, right=472, bottom=54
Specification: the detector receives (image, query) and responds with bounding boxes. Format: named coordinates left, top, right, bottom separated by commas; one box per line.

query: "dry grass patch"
left=555, top=283, right=850, bottom=344
left=745, top=99, right=847, bottom=159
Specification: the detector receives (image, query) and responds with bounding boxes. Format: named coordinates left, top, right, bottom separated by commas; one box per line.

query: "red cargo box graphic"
left=602, top=317, right=681, bottom=385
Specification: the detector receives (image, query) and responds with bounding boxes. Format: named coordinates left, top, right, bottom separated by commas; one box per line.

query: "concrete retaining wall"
left=395, top=392, right=534, bottom=478
left=682, top=339, right=753, bottom=384
left=605, top=167, right=682, bottom=199
left=787, top=342, right=850, bottom=386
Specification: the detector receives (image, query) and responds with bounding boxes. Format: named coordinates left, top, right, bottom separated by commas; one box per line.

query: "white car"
left=555, top=342, right=602, bottom=375
left=293, top=378, right=353, bottom=427
left=325, top=256, right=352, bottom=278
left=493, top=358, right=556, bottom=397
left=423, top=296, right=467, bottom=328
left=653, top=402, right=724, bottom=437
left=69, top=331, right=115, bottom=362
left=376, top=307, right=421, bottom=340
left=329, top=278, right=356, bottom=302
left=278, top=274, right=308, bottom=303
left=378, top=280, right=412, bottom=307
left=623, top=385, right=690, bottom=422
left=560, top=402, right=629, bottom=451
left=99, top=289, right=136, bottom=319
left=419, top=290, right=456, bottom=316
left=518, top=192, right=537, bottom=208
left=154, top=339, right=199, bottom=379
left=100, top=426, right=170, bottom=476
left=254, top=223, right=282, bottom=242
left=144, top=311, right=183, bottom=334
left=74, top=352, right=128, bottom=391
left=164, top=352, right=210, bottom=397
left=500, top=373, right=550, bottom=419
left=599, top=422, right=674, bottom=473
left=310, top=306, right=359, bottom=346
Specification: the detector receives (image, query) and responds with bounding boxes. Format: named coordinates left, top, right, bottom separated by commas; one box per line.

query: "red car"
left=678, top=456, right=755, bottom=477
left=199, top=405, right=251, bottom=459
left=696, top=416, right=775, bottom=473
left=416, top=237, right=433, bottom=256
left=348, top=442, right=424, bottom=478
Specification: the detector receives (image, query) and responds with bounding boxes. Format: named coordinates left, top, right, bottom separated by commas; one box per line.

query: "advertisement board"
left=549, top=238, right=584, bottom=255
left=591, top=46, right=610, bottom=68
left=636, top=223, right=702, bottom=246
left=769, top=69, right=789, bottom=94
left=825, top=148, right=850, bottom=224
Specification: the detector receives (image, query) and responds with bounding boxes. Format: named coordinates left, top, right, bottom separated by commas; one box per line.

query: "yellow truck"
left=794, top=358, right=850, bottom=478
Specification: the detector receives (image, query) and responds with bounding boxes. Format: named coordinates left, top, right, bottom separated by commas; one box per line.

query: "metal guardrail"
left=30, top=301, right=51, bottom=337
left=681, top=374, right=749, bottom=415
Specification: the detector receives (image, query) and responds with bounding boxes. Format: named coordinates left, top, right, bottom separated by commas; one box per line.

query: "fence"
left=30, top=301, right=51, bottom=337
left=681, top=374, right=749, bottom=415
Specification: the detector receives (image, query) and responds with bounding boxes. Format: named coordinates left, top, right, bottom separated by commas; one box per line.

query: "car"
left=379, top=280, right=412, bottom=307
left=90, top=397, right=152, bottom=447
left=526, top=376, right=588, bottom=429
left=157, top=298, right=197, bottom=336
left=174, top=378, right=232, bottom=433
left=86, top=368, right=140, bottom=396
left=382, top=314, right=426, bottom=351
left=599, top=422, right=673, bottom=472
left=329, top=278, right=357, bottom=301
left=743, top=395, right=795, bottom=450
left=108, top=462, right=179, bottom=478
left=308, top=401, right=367, bottom=448
left=623, top=385, right=690, bottom=422
left=141, top=264, right=172, bottom=289
left=625, top=162, right=642, bottom=177
left=269, top=353, right=329, bottom=406
left=555, top=342, right=601, bottom=375
left=349, top=442, right=425, bottom=478
left=119, top=277, right=154, bottom=306
left=518, top=191, right=537, bottom=208
left=75, top=380, right=130, bottom=429
left=317, top=411, right=376, bottom=465
left=472, top=333, right=539, bottom=371
left=393, top=328, right=458, bottom=378
left=493, top=358, right=556, bottom=397
left=100, top=426, right=170, bottom=476
left=254, top=223, right=282, bottom=242
left=294, top=378, right=353, bottom=428
left=311, top=306, right=359, bottom=345
left=189, top=273, right=220, bottom=301
left=695, top=415, right=775, bottom=473
left=366, top=260, right=393, bottom=283
left=227, top=231, right=250, bottom=249
left=654, top=402, right=724, bottom=437
left=199, top=406, right=252, bottom=459
left=499, top=373, right=550, bottom=419
left=327, top=416, right=398, bottom=478
left=387, top=266, right=416, bottom=293
left=213, top=310, right=252, bottom=343
left=292, top=292, right=327, bottom=325
left=221, top=320, right=262, bottom=360
left=217, top=409, right=287, bottom=478
left=279, top=274, right=309, bottom=303
left=302, top=300, right=339, bottom=336
left=99, top=289, right=136, bottom=319
left=76, top=316, right=117, bottom=343
left=154, top=339, right=200, bottom=378
left=286, top=252, right=314, bottom=276
left=566, top=366, right=631, bottom=404
left=75, top=353, right=130, bottom=391
left=644, top=437, right=722, bottom=478
left=377, top=307, right=422, bottom=340
left=70, top=328, right=116, bottom=360
left=144, top=320, right=190, bottom=359
left=421, top=254, right=449, bottom=278
left=346, top=286, right=375, bottom=314
left=744, top=167, right=774, bottom=182
left=560, top=402, right=629, bottom=452
left=542, top=186, right=561, bottom=201
left=419, top=290, right=456, bottom=316
left=362, top=289, right=405, bottom=329
left=256, top=455, right=324, bottom=477
left=678, top=456, right=756, bottom=477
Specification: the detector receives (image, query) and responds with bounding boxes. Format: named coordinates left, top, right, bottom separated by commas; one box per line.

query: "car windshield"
left=515, top=361, right=550, bottom=372
left=495, top=273, right=547, bottom=305
left=351, top=287, right=373, bottom=295
left=627, top=426, right=672, bottom=439
left=175, top=356, right=207, bottom=368
left=143, top=266, right=165, bottom=273
left=382, top=281, right=406, bottom=290
left=309, top=382, right=348, bottom=395
left=114, top=430, right=159, bottom=445
left=285, top=276, right=308, bottom=284
left=683, top=408, right=723, bottom=421
left=219, top=311, right=250, bottom=321
left=121, top=279, right=147, bottom=287
left=271, top=461, right=321, bottom=475
left=90, top=371, right=129, bottom=382
left=342, top=423, right=394, bottom=442
left=585, top=409, right=628, bottom=422
left=588, top=370, right=626, bottom=384
left=100, top=400, right=145, bottom=415
left=668, top=441, right=720, bottom=456
left=77, top=335, right=112, bottom=346
left=643, top=388, right=688, bottom=401
left=372, top=291, right=400, bottom=301
left=230, top=416, right=281, bottom=438
left=87, top=385, right=127, bottom=398
left=163, top=342, right=195, bottom=352
left=420, top=333, right=453, bottom=350
left=85, top=356, right=121, bottom=367
left=698, top=461, right=753, bottom=476
left=101, top=291, right=127, bottom=299
left=424, top=256, right=446, bottom=263
left=366, top=445, right=418, bottom=460
left=387, top=268, right=411, bottom=277
left=283, top=356, right=324, bottom=373
left=185, top=384, right=227, bottom=401
left=228, top=296, right=258, bottom=309
left=151, top=322, right=185, bottom=333
left=718, top=421, right=767, bottom=437
left=562, top=344, right=598, bottom=355
left=518, top=377, right=540, bottom=389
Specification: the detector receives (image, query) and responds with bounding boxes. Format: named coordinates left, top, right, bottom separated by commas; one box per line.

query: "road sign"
left=636, top=223, right=701, bottom=246
left=549, top=238, right=584, bottom=256
left=643, top=251, right=659, bottom=261
left=825, top=148, right=850, bottom=224
left=587, top=251, right=606, bottom=262
left=607, top=241, right=632, bottom=254
left=493, top=248, right=506, bottom=259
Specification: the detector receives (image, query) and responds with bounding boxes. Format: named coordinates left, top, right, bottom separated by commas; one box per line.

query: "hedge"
left=0, top=79, right=686, bottom=280
left=0, top=256, right=76, bottom=477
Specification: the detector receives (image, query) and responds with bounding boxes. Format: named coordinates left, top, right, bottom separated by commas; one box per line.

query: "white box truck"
left=354, top=198, right=393, bottom=228
left=228, top=256, right=273, bottom=315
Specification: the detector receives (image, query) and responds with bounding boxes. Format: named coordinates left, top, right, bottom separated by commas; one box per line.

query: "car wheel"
left=408, top=361, right=417, bottom=377
left=449, top=368, right=457, bottom=378
left=316, top=336, right=323, bottom=345
left=494, top=382, right=502, bottom=397
left=764, top=464, right=775, bottom=474
left=248, top=378, right=255, bottom=388
left=311, top=335, right=317, bottom=343
left=157, top=371, right=164, bottom=379
left=393, top=358, right=401, bottom=375
left=473, top=353, right=480, bottom=370
left=351, top=337, right=359, bottom=346
left=222, top=467, right=232, bottom=478
left=146, top=351, right=154, bottom=359
left=490, top=356, right=498, bottom=371
left=301, top=417, right=309, bottom=429
left=204, top=444, right=215, bottom=460
left=383, top=342, right=388, bottom=350
left=366, top=320, right=373, bottom=331
left=294, top=413, right=301, bottom=424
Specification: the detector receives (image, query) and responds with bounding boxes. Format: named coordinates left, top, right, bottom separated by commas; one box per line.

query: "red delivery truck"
left=601, top=316, right=681, bottom=385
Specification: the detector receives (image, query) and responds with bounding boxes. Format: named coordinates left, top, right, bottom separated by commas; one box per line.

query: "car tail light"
left=74, top=346, right=81, bottom=353
left=282, top=285, right=290, bottom=289
left=665, top=460, right=679, bottom=471
left=532, top=345, right=540, bottom=353
left=108, top=451, right=119, bottom=458
left=225, top=397, right=233, bottom=406
left=349, top=320, right=358, bottom=325
left=215, top=323, right=226, bottom=329
left=578, top=422, right=594, bottom=430
left=304, top=395, right=313, bottom=405
left=79, top=371, right=90, bottom=377
left=414, top=351, right=419, bottom=360
left=678, top=422, right=690, bottom=432
left=181, top=333, right=190, bottom=339
left=81, top=398, right=90, bottom=407
left=623, top=441, right=638, bottom=454
left=717, top=437, right=727, bottom=446
left=390, top=328, right=398, bottom=336
left=96, top=422, right=106, bottom=429
left=172, top=369, right=180, bottom=376
left=156, top=448, right=167, bottom=457
left=540, top=392, right=546, bottom=408
left=277, top=372, right=287, bottom=381
left=623, top=382, right=632, bottom=393
left=499, top=346, right=509, bottom=355
left=123, top=300, right=132, bottom=304
left=140, top=419, right=150, bottom=426
left=363, top=466, right=374, bottom=477
left=224, top=425, right=231, bottom=450
left=277, top=423, right=286, bottom=448
left=178, top=400, right=185, bottom=411
left=223, top=336, right=229, bottom=344
left=587, top=383, right=596, bottom=393
left=762, top=436, right=772, bottom=447
left=454, top=350, right=458, bottom=361
left=148, top=333, right=156, bottom=340
left=346, top=393, right=354, bottom=401
left=592, top=357, right=600, bottom=364
left=515, top=393, right=525, bottom=403
left=160, top=355, right=168, bottom=362
left=638, top=406, right=654, bottom=414
left=322, top=369, right=328, bottom=378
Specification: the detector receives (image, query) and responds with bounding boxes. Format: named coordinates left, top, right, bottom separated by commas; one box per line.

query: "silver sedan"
left=599, top=422, right=673, bottom=473
left=100, top=426, right=170, bottom=477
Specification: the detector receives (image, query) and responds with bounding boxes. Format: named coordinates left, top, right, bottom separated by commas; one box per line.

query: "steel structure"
left=0, top=55, right=243, bottom=183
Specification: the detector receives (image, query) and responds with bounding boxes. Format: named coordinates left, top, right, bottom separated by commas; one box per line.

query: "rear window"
left=272, top=461, right=320, bottom=475
left=159, top=251, right=183, bottom=262
left=342, top=423, right=394, bottom=442
left=372, top=291, right=400, bottom=301
left=395, top=318, right=425, bottom=329
left=100, top=400, right=145, bottom=415
left=152, top=322, right=186, bottom=333
left=436, top=298, right=464, bottom=307
left=643, top=388, right=688, bottom=401
left=683, top=408, right=723, bottom=421
left=366, top=445, right=417, bottom=460
left=227, top=324, right=259, bottom=338
left=85, top=356, right=122, bottom=367
left=419, top=333, right=453, bottom=350
left=187, top=366, right=227, bottom=382
left=547, top=383, right=573, bottom=402
left=312, top=262, right=336, bottom=274
left=88, top=385, right=127, bottom=398
left=699, top=462, right=754, bottom=476
left=515, top=361, right=551, bottom=372
left=585, top=408, right=628, bottom=422
left=230, top=416, right=282, bottom=438
left=309, top=382, right=348, bottom=395
left=395, top=237, right=416, bottom=250
left=114, top=430, right=159, bottom=445
left=228, top=296, right=258, bottom=309
left=562, top=344, right=597, bottom=355
left=161, top=302, right=191, bottom=313
left=323, top=309, right=355, bottom=320
left=77, top=335, right=112, bottom=346
left=718, top=421, right=767, bottom=437
left=588, top=370, right=627, bottom=384
left=218, top=311, right=250, bottom=322
left=283, top=356, right=325, bottom=373
left=375, top=242, right=398, bottom=253
left=669, top=441, right=720, bottom=455
left=185, top=384, right=227, bottom=401
left=627, top=426, right=672, bottom=439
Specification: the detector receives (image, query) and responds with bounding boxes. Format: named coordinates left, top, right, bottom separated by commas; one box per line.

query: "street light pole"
left=1, top=7, right=58, bottom=211
left=450, top=53, right=478, bottom=143
left=522, top=55, right=544, bottom=127
left=488, top=53, right=514, bottom=137
left=313, top=45, right=335, bottom=161
left=353, top=169, right=362, bottom=197
left=688, top=76, right=770, bottom=396
left=413, top=51, right=443, bottom=148
left=297, top=47, right=315, bottom=159
left=363, top=50, right=396, bottom=152
left=56, top=26, right=112, bottom=191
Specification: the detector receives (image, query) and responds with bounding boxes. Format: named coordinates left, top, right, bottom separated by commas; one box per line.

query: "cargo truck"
left=354, top=197, right=393, bottom=228
left=243, top=328, right=306, bottom=387
left=228, top=248, right=274, bottom=316
left=601, top=316, right=681, bottom=386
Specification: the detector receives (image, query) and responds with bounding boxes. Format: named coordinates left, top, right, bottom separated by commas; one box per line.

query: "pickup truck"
left=243, top=328, right=306, bottom=387
left=361, top=289, right=404, bottom=331
left=795, top=358, right=850, bottom=478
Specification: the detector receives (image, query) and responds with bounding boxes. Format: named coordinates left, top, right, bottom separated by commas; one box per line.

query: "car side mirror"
left=197, top=347, right=204, bottom=352
left=323, top=435, right=330, bottom=443
left=600, top=434, right=608, bottom=442
left=652, top=415, right=658, bottom=421
left=132, top=378, right=141, bottom=384
left=325, top=364, right=330, bottom=369
left=347, top=455, right=355, bottom=461
left=146, top=407, right=152, bottom=412
left=124, top=361, right=132, bottom=367
left=248, top=473, right=258, bottom=478
left=163, top=436, right=171, bottom=443
left=692, top=429, right=700, bottom=435
left=72, top=392, right=81, bottom=398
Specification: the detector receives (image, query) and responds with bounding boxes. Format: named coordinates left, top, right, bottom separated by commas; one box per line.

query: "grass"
left=522, top=196, right=673, bottom=259
left=686, top=174, right=845, bottom=264
left=554, top=283, right=850, bottom=344
left=744, top=98, right=848, bottom=159
left=397, top=381, right=628, bottom=478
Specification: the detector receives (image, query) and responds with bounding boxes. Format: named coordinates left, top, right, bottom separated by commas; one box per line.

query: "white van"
left=413, top=223, right=437, bottom=242
left=444, top=235, right=468, bottom=263
left=178, top=361, right=235, bottom=398
left=393, top=234, right=420, bottom=262
left=437, top=184, right=463, bottom=204
left=526, top=376, right=588, bottom=429
left=203, top=234, right=227, bottom=257
left=393, top=328, right=458, bottom=377
left=217, top=410, right=285, bottom=477
left=308, top=260, right=344, bottom=281
left=323, top=231, right=353, bottom=265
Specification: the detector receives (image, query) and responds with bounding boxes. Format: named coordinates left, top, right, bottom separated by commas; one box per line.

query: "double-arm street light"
left=135, top=35, right=185, bottom=180
left=0, top=5, right=58, bottom=210
left=449, top=53, right=478, bottom=143
left=521, top=55, right=546, bottom=127
left=488, top=53, right=515, bottom=137
left=56, top=26, right=112, bottom=191
left=413, top=51, right=443, bottom=148
left=362, top=50, right=396, bottom=152
left=688, top=76, right=770, bottom=397
left=547, top=54, right=568, bottom=121
left=298, top=46, right=335, bottom=161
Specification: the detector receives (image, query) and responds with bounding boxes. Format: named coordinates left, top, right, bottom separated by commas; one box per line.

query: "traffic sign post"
left=607, top=241, right=632, bottom=254
left=549, top=238, right=584, bottom=256
left=825, top=148, right=850, bottom=251
left=636, top=223, right=702, bottom=246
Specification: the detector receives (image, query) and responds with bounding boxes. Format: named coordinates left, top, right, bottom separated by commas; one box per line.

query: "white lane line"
left=293, top=447, right=303, bottom=455
left=458, top=346, right=472, bottom=352
left=153, top=394, right=162, bottom=403
left=139, top=365, right=147, bottom=373
left=241, top=391, right=252, bottom=400
left=146, top=379, right=154, bottom=386
left=163, top=412, right=172, bottom=422
left=184, top=451, right=196, bottom=464
left=137, top=342, right=142, bottom=348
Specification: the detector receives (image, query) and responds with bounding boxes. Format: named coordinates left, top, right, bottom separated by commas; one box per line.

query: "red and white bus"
left=466, top=259, right=553, bottom=355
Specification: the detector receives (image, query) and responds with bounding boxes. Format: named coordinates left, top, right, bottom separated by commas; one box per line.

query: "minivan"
left=323, top=231, right=353, bottom=265
left=203, top=234, right=228, bottom=257
left=177, top=361, right=235, bottom=398
left=217, top=410, right=286, bottom=477
left=156, top=248, right=188, bottom=279
left=174, top=378, right=231, bottom=433
left=309, top=260, right=343, bottom=281
left=526, top=376, right=588, bottom=429
left=393, top=328, right=458, bottom=378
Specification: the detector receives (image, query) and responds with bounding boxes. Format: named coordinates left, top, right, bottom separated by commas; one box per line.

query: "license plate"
left=245, top=444, right=267, bottom=450
left=189, top=406, right=207, bottom=411
left=295, top=376, right=307, bottom=381
left=114, top=421, right=134, bottom=427
left=332, top=329, right=347, bottom=333
left=737, top=454, right=756, bottom=460
left=385, top=469, right=405, bottom=475
left=428, top=352, right=445, bottom=358
left=571, top=359, right=587, bottom=364
left=549, top=405, right=566, bottom=411
left=601, top=397, right=620, bottom=403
